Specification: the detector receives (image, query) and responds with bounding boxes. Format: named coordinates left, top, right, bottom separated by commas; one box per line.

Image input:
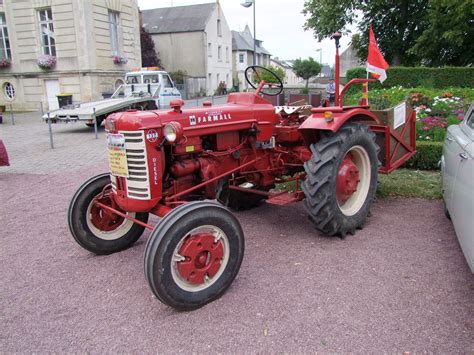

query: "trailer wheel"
left=85, top=116, right=104, bottom=128
left=216, top=179, right=267, bottom=211
left=144, top=201, right=244, bottom=311
left=68, top=173, right=149, bottom=255
left=302, top=123, right=379, bottom=237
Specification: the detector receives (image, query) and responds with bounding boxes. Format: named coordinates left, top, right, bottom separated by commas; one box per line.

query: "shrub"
left=346, top=67, right=474, bottom=89
left=403, top=141, right=443, bottom=170
left=169, top=70, right=187, bottom=85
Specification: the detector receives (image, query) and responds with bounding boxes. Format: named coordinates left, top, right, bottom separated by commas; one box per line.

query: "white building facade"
left=232, top=25, right=271, bottom=91
left=142, top=3, right=232, bottom=97
left=0, top=0, right=141, bottom=111
left=270, top=57, right=304, bottom=87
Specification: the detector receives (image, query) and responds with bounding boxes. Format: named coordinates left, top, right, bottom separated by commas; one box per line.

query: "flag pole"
left=366, top=69, right=369, bottom=106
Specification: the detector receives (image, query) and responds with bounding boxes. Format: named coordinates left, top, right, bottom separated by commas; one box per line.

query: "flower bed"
left=411, top=92, right=465, bottom=142
left=344, top=86, right=473, bottom=170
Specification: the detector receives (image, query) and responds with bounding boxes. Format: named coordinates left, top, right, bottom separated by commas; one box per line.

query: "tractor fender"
left=299, top=108, right=380, bottom=133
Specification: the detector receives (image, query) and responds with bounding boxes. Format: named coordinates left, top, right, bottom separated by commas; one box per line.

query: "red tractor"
left=68, top=34, right=416, bottom=310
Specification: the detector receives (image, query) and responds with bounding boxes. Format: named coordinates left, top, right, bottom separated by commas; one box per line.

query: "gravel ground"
left=0, top=113, right=473, bottom=352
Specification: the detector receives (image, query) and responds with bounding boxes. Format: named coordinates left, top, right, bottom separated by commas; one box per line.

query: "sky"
left=137, top=0, right=355, bottom=66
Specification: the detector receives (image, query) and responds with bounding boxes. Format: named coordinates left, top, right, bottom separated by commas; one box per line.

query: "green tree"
left=303, top=0, right=429, bottom=65
left=252, top=65, right=286, bottom=84
left=292, top=57, right=322, bottom=89
left=409, top=0, right=474, bottom=66
left=169, top=70, right=187, bottom=85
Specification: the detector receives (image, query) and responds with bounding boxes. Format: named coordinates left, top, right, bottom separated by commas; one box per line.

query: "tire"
left=68, top=173, right=149, bottom=255
left=216, top=179, right=267, bottom=211
left=144, top=201, right=245, bottom=311
left=85, top=117, right=104, bottom=128
left=302, top=123, right=379, bottom=237
left=443, top=200, right=451, bottom=220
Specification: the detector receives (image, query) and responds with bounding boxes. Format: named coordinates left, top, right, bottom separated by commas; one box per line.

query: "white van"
left=123, top=68, right=182, bottom=109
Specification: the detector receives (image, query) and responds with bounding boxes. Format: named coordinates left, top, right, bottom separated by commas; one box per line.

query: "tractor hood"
left=106, top=93, right=279, bottom=139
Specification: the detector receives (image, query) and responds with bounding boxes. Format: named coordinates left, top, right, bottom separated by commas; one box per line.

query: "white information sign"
left=393, top=102, right=406, bottom=129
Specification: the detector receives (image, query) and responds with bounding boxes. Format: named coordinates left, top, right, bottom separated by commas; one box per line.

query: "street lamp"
left=241, top=0, right=256, bottom=65
left=315, top=48, right=322, bottom=76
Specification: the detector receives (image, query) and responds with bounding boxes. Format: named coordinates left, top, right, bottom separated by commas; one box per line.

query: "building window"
left=239, top=53, right=244, bottom=63
left=108, top=10, right=119, bottom=55
left=216, top=73, right=220, bottom=87
left=208, top=73, right=212, bottom=86
left=225, top=47, right=229, bottom=62
left=217, top=19, right=221, bottom=36
left=38, top=8, right=55, bottom=56
left=208, top=42, right=212, bottom=57
left=218, top=46, right=222, bottom=61
left=0, top=14, right=10, bottom=60
left=3, top=82, right=14, bottom=100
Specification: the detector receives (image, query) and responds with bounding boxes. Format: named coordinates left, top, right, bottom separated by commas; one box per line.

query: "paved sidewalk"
left=0, top=111, right=107, bottom=174
left=0, top=111, right=472, bottom=352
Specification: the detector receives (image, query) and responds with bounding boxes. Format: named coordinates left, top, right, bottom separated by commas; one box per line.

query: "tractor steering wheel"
left=244, top=66, right=283, bottom=96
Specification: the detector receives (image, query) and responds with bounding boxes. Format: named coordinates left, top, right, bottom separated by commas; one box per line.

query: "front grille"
left=111, top=130, right=151, bottom=200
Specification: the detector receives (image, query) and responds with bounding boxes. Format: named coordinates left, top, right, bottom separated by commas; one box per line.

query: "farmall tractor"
left=68, top=34, right=416, bottom=310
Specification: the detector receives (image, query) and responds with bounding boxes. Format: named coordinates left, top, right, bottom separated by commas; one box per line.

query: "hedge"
left=346, top=67, right=474, bottom=89
left=402, top=141, right=444, bottom=170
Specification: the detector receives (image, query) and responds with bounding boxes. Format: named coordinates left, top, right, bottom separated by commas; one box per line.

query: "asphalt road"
left=0, top=113, right=473, bottom=352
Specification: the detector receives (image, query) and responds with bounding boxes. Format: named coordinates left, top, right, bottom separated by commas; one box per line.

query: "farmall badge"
left=146, top=129, right=159, bottom=142
left=188, top=111, right=232, bottom=126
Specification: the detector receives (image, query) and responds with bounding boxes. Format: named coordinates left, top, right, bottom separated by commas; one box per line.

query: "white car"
left=441, top=103, right=474, bottom=273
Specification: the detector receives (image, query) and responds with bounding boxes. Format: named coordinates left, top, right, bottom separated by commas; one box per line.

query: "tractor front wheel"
left=302, top=123, right=379, bottom=237
left=68, top=173, right=149, bottom=255
left=144, top=201, right=244, bottom=311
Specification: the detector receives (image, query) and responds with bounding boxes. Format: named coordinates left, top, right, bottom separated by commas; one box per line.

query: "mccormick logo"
left=189, top=111, right=232, bottom=126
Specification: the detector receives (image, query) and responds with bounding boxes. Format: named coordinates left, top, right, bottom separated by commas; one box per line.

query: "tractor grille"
left=111, top=130, right=151, bottom=200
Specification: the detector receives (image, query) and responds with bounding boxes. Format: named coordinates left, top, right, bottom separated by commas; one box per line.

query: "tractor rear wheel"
left=216, top=179, right=267, bottom=211
left=144, top=201, right=244, bottom=311
left=68, top=173, right=149, bottom=255
left=302, top=123, right=379, bottom=237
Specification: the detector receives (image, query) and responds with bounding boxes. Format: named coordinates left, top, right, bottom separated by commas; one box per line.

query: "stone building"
left=340, top=45, right=362, bottom=79
left=0, top=0, right=141, bottom=111
left=232, top=25, right=271, bottom=91
left=142, top=3, right=233, bottom=97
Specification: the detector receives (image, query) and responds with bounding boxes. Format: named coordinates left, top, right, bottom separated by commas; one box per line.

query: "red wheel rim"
left=336, top=152, right=360, bottom=205
left=90, top=194, right=125, bottom=232
left=177, top=233, right=225, bottom=285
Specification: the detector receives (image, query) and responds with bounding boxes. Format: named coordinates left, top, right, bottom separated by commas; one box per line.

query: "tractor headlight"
left=163, top=121, right=183, bottom=143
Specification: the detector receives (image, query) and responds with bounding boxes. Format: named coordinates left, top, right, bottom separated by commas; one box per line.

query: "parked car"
left=441, top=103, right=474, bottom=273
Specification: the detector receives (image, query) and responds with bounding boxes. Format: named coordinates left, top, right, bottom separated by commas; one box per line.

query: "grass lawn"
left=376, top=168, right=442, bottom=199
left=276, top=168, right=442, bottom=200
